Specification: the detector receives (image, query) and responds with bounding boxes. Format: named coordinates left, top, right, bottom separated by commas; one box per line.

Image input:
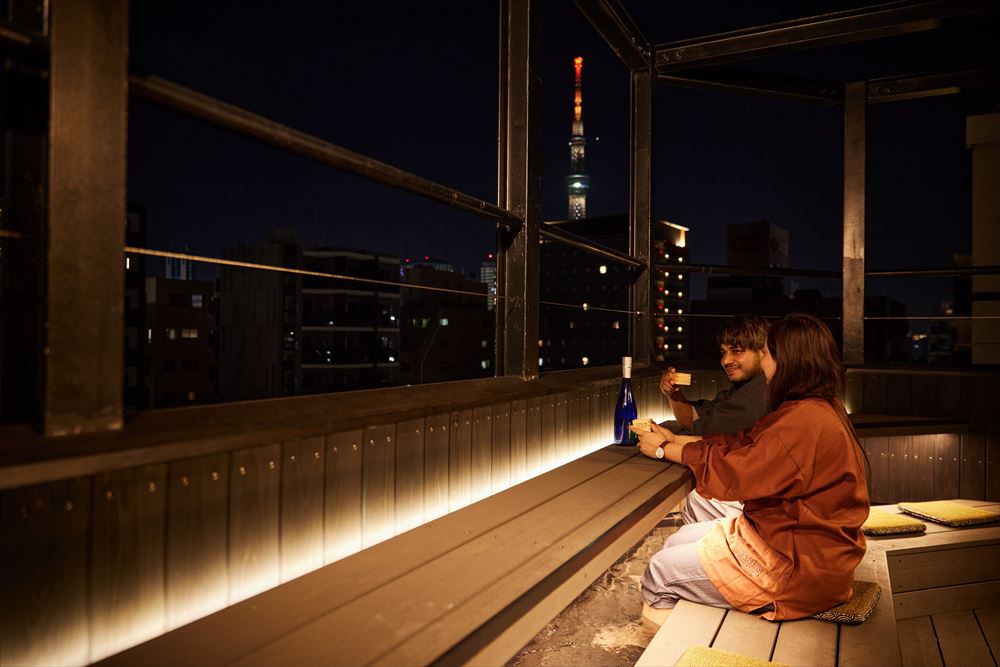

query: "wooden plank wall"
left=851, top=370, right=999, bottom=503
left=2, top=371, right=676, bottom=667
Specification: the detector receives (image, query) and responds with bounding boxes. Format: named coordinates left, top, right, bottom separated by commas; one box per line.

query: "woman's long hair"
left=767, top=313, right=868, bottom=473
left=766, top=313, right=844, bottom=413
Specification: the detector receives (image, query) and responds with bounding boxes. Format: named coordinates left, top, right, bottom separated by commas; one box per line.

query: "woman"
left=630, top=313, right=869, bottom=626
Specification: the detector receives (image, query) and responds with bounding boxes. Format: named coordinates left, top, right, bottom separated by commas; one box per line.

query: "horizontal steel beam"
left=658, top=68, right=841, bottom=105
left=659, top=63, right=1000, bottom=106
left=574, top=0, right=651, bottom=69
left=678, top=263, right=1000, bottom=278
left=867, top=265, right=1000, bottom=277
left=655, top=0, right=997, bottom=72
left=679, top=263, right=840, bottom=278
left=128, top=75, right=522, bottom=230
left=868, top=65, right=1000, bottom=104
left=540, top=223, right=644, bottom=269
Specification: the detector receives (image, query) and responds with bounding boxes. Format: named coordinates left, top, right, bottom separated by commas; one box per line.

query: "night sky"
left=127, top=1, right=999, bottom=319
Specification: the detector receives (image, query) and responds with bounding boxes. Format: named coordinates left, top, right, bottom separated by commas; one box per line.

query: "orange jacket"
left=682, top=398, right=869, bottom=620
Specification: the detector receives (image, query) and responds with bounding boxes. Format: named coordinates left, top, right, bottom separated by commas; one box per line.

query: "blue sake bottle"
left=613, top=356, right=638, bottom=445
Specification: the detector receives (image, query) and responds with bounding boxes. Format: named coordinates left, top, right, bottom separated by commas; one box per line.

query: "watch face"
left=656, top=446, right=664, bottom=459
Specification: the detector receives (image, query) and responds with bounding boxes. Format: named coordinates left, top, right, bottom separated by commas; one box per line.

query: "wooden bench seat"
left=637, top=500, right=1000, bottom=667
left=637, top=546, right=898, bottom=667
left=97, top=445, right=691, bottom=667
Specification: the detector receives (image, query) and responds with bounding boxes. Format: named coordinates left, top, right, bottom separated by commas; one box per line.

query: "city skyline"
left=122, top=1, right=996, bottom=320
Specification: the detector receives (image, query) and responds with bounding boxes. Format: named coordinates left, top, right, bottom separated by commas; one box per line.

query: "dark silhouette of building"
left=218, top=230, right=302, bottom=400
left=218, top=231, right=400, bottom=400
left=124, top=206, right=147, bottom=412
left=399, top=265, right=492, bottom=384
left=706, top=221, right=789, bottom=301
left=145, top=276, right=217, bottom=408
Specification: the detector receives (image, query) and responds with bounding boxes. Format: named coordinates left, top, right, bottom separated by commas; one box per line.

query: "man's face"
left=719, top=343, right=763, bottom=383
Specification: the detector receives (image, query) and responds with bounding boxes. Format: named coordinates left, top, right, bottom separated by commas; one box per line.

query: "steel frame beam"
left=868, top=65, right=1000, bottom=104
left=628, top=67, right=654, bottom=364
left=655, top=0, right=997, bottom=73
left=539, top=224, right=643, bottom=269
left=657, top=68, right=842, bottom=106
left=496, top=0, right=541, bottom=379
left=44, top=0, right=128, bottom=435
left=574, top=0, right=651, bottom=69
left=842, top=81, right=866, bottom=365
left=130, top=76, right=521, bottom=231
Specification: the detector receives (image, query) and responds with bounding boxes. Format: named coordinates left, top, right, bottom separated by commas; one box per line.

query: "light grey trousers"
left=641, top=519, right=731, bottom=610
left=642, top=488, right=745, bottom=610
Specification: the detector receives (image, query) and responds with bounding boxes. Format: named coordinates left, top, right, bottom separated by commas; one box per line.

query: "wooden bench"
left=97, top=445, right=691, bottom=667
left=637, top=500, right=1000, bottom=667
left=871, top=500, right=1000, bottom=667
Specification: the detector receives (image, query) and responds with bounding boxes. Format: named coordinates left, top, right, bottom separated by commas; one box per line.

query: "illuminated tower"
left=567, top=56, right=589, bottom=220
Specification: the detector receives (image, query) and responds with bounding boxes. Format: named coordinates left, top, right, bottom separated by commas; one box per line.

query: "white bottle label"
left=622, top=356, right=632, bottom=379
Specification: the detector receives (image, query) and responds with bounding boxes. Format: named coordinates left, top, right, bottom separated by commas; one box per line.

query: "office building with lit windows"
left=145, top=276, right=217, bottom=408
left=540, top=215, right=689, bottom=370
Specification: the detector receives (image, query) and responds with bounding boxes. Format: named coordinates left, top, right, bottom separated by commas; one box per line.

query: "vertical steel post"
left=842, top=81, right=866, bottom=365
left=44, top=0, right=129, bottom=435
left=629, top=67, right=654, bottom=364
left=497, top=0, right=540, bottom=379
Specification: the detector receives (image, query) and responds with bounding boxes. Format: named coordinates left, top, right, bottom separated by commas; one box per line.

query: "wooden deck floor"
left=898, top=606, right=1000, bottom=667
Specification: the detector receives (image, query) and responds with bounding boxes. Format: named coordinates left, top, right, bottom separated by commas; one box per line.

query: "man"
left=657, top=314, right=769, bottom=523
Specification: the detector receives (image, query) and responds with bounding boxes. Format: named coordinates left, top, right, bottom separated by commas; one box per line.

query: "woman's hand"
left=629, top=423, right=675, bottom=460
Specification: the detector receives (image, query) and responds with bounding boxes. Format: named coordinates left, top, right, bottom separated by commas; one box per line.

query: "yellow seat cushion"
left=862, top=508, right=926, bottom=535
left=812, top=580, right=881, bottom=624
left=898, top=501, right=1000, bottom=527
left=676, top=645, right=787, bottom=667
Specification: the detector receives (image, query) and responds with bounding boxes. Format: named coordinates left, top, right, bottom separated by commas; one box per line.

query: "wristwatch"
left=655, top=445, right=665, bottom=459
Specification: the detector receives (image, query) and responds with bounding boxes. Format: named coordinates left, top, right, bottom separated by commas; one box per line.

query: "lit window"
left=481, top=360, right=489, bottom=369
left=678, top=309, right=684, bottom=315
left=664, top=290, right=670, bottom=297
left=181, top=328, right=198, bottom=339
left=440, top=318, right=449, bottom=326
left=166, top=328, right=177, bottom=340
left=677, top=274, right=683, bottom=279
left=581, top=356, right=589, bottom=366
left=581, top=303, right=589, bottom=311
left=538, top=357, right=544, bottom=367
left=390, top=315, right=396, bottom=321
left=664, top=254, right=670, bottom=260
left=612, top=321, right=620, bottom=330
left=599, top=265, right=607, bottom=274
left=481, top=340, right=488, bottom=348
left=664, top=272, right=670, bottom=278
left=125, top=256, right=131, bottom=270
left=187, top=391, right=196, bottom=401
left=388, top=356, right=395, bottom=362
left=191, top=294, right=203, bottom=308
left=678, top=257, right=684, bottom=263
left=569, top=321, right=575, bottom=329
left=678, top=291, right=684, bottom=298
left=147, top=328, right=152, bottom=342
left=678, top=344, right=684, bottom=350
left=538, top=339, right=544, bottom=348
left=678, top=326, right=683, bottom=332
